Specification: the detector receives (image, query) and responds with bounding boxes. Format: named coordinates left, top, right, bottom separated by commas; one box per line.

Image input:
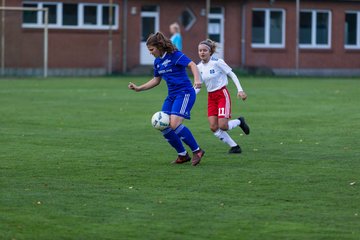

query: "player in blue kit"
left=128, top=32, right=205, bottom=166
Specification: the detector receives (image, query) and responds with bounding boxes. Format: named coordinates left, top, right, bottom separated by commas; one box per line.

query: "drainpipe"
left=108, top=0, right=113, bottom=75
left=1, top=0, right=5, bottom=76
left=241, top=1, right=246, bottom=68
left=122, top=0, right=127, bottom=73
left=206, top=0, right=210, bottom=38
left=295, top=0, right=300, bottom=75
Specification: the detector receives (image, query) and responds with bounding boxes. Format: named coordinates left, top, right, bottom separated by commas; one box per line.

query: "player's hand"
left=193, top=82, right=202, bottom=89
left=128, top=82, right=139, bottom=91
left=237, top=91, right=247, bottom=101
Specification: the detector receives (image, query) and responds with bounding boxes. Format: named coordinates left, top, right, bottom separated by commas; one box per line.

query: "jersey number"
left=218, top=108, right=225, bottom=116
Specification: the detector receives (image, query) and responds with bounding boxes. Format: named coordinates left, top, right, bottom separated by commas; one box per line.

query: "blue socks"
left=174, top=124, right=199, bottom=152
left=161, top=124, right=200, bottom=154
left=161, top=128, right=186, bottom=154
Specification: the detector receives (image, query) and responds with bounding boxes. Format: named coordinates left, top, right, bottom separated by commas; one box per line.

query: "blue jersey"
left=154, top=50, right=193, bottom=96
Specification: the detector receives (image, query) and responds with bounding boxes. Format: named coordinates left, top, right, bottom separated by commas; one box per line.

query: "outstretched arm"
left=227, top=71, right=247, bottom=101
left=128, top=77, right=162, bottom=92
left=188, top=61, right=202, bottom=89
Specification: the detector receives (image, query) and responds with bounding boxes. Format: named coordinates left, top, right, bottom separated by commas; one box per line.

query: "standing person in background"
left=196, top=39, right=250, bottom=154
left=128, top=32, right=205, bottom=166
left=169, top=22, right=182, bottom=51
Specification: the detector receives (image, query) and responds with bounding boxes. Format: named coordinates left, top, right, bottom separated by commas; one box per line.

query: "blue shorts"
left=162, top=90, right=196, bottom=120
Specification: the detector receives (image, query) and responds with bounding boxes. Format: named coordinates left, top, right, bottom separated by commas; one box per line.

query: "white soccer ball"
left=151, top=111, right=170, bottom=130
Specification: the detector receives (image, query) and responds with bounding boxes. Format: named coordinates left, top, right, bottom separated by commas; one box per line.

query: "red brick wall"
left=3, top=0, right=123, bottom=72
left=245, top=0, right=360, bottom=69
left=3, top=0, right=360, bottom=74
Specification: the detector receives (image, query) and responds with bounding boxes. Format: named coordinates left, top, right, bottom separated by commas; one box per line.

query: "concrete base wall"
left=273, top=68, right=360, bottom=77
left=0, top=68, right=107, bottom=77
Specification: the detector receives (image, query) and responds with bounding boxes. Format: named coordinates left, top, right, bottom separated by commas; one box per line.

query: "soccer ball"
left=151, top=111, right=170, bottom=130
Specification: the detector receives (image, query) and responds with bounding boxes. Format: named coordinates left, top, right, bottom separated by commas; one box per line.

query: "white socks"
left=227, top=119, right=240, bottom=130
left=214, top=129, right=237, bottom=147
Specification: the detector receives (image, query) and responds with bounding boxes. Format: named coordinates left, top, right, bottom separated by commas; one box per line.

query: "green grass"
left=0, top=76, right=359, bottom=240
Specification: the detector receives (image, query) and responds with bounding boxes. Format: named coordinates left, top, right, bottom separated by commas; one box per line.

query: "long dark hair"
left=146, top=32, right=177, bottom=54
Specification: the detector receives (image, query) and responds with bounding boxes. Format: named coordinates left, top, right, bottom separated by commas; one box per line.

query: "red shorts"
left=208, top=87, right=232, bottom=118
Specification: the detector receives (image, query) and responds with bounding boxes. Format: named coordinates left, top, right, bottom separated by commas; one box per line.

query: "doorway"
left=208, top=7, right=224, bottom=59
left=140, top=6, right=159, bottom=65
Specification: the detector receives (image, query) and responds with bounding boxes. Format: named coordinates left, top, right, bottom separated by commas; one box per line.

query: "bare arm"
left=188, top=61, right=202, bottom=89
left=128, top=77, right=161, bottom=92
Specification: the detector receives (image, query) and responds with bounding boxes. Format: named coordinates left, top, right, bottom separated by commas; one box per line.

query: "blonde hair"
left=170, top=22, right=181, bottom=33
left=199, top=39, right=217, bottom=56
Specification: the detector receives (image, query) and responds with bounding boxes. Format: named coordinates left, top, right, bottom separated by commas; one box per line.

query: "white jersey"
left=197, top=57, right=243, bottom=93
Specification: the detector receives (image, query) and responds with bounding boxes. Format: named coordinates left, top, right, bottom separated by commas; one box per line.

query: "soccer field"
left=0, top=76, right=359, bottom=239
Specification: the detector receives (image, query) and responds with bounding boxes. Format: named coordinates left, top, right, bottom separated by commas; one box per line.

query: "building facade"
left=1, top=0, right=360, bottom=76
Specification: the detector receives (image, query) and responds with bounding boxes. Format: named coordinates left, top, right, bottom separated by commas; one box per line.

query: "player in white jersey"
left=196, top=39, right=250, bottom=154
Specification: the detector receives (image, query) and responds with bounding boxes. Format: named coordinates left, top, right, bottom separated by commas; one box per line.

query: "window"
left=83, top=5, right=97, bottom=25
left=43, top=4, right=58, bottom=24
left=63, top=4, right=78, bottom=26
left=141, top=16, right=155, bottom=41
left=208, top=18, right=221, bottom=42
left=252, top=9, right=285, bottom=48
left=345, top=12, right=360, bottom=49
left=208, top=7, right=223, bottom=43
left=299, top=10, right=331, bottom=48
left=141, top=6, right=157, bottom=12
left=180, top=7, right=196, bottom=31
left=23, top=3, right=38, bottom=23
left=141, top=6, right=158, bottom=42
left=210, top=7, right=222, bottom=14
left=102, top=5, right=116, bottom=26
left=22, top=1, right=119, bottom=30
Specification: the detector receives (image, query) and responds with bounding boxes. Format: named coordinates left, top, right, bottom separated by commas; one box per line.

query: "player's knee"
left=210, top=127, right=217, bottom=132
left=209, top=124, right=218, bottom=132
left=170, top=122, right=180, bottom=130
left=219, top=124, right=229, bottom=131
left=169, top=116, right=183, bottom=130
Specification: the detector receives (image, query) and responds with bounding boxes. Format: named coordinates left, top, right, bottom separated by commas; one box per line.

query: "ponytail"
left=146, top=32, right=176, bottom=54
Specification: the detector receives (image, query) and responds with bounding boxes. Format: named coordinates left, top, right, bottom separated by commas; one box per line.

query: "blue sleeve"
left=153, top=59, right=160, bottom=77
left=174, top=51, right=191, bottom=67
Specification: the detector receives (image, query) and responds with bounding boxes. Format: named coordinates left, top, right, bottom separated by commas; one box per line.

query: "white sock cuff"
left=178, top=151, right=187, bottom=156
left=228, top=119, right=240, bottom=130
left=214, top=129, right=222, bottom=137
